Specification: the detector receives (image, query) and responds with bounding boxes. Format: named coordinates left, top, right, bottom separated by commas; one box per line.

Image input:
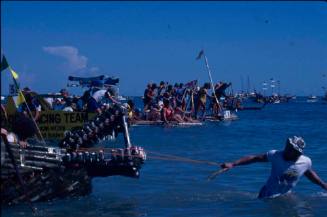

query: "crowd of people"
left=1, top=85, right=122, bottom=149
left=15, top=86, right=120, bottom=122
left=126, top=80, right=235, bottom=124
left=2, top=80, right=237, bottom=138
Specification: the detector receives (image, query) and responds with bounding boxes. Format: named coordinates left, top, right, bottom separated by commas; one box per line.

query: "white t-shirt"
left=45, top=97, right=54, bottom=108
left=258, top=150, right=312, bottom=198
left=92, top=90, right=107, bottom=103
left=63, top=106, right=73, bottom=112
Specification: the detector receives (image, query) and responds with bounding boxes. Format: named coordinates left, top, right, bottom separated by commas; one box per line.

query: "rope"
left=147, top=150, right=220, bottom=166
left=78, top=147, right=220, bottom=167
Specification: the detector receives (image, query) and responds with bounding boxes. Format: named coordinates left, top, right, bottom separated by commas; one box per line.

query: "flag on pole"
left=1, top=55, right=9, bottom=72
left=12, top=91, right=26, bottom=107
left=16, top=91, right=26, bottom=106
left=3, top=56, right=23, bottom=101
left=9, top=67, right=19, bottom=79
left=196, top=50, right=204, bottom=60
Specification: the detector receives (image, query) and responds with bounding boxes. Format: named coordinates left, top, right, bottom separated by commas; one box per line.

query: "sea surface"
left=2, top=97, right=327, bottom=217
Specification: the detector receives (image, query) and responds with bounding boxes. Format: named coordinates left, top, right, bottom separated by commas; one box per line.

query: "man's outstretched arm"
left=221, top=154, right=268, bottom=170
left=304, top=169, right=327, bottom=190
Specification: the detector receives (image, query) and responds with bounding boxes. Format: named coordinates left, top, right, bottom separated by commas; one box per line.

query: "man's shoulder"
left=93, top=89, right=106, bottom=95
left=267, top=149, right=282, bottom=155
left=266, top=149, right=283, bottom=161
left=299, top=155, right=312, bottom=164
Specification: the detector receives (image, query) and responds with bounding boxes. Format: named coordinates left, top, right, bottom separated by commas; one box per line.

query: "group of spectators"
left=126, top=80, right=233, bottom=124
left=18, top=86, right=120, bottom=121
left=1, top=85, right=120, bottom=149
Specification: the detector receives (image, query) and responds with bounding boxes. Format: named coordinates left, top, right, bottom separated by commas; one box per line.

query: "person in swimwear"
left=195, top=83, right=211, bottom=120
left=143, top=83, right=156, bottom=112
left=161, top=99, right=183, bottom=124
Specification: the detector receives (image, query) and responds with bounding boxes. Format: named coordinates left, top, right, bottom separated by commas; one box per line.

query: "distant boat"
left=273, top=99, right=281, bottom=104
left=307, top=95, right=318, bottom=103
left=117, top=95, right=127, bottom=101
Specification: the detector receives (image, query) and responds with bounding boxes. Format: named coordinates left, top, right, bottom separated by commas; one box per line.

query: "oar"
left=207, top=167, right=229, bottom=181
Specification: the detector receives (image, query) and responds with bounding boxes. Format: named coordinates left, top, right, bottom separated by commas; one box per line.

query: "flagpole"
left=203, top=54, right=223, bottom=113
left=9, top=66, right=47, bottom=145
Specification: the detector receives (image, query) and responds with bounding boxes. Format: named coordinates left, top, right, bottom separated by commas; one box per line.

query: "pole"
left=247, top=75, right=250, bottom=95
left=10, top=66, right=46, bottom=145
left=240, top=75, right=244, bottom=94
left=203, top=55, right=223, bottom=112
left=122, top=115, right=131, bottom=148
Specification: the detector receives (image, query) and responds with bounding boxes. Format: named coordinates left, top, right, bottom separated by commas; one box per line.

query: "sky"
left=1, top=1, right=327, bottom=96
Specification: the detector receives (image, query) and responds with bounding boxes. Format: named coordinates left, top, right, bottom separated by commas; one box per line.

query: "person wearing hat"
left=19, top=88, right=42, bottom=121
left=86, top=87, right=119, bottom=114
left=156, top=81, right=166, bottom=102
left=220, top=136, right=327, bottom=198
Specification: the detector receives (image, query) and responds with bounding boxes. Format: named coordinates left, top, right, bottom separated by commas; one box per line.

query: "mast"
left=262, top=81, right=267, bottom=96
left=247, top=75, right=250, bottom=95
left=270, top=78, right=275, bottom=95
left=240, top=75, right=244, bottom=94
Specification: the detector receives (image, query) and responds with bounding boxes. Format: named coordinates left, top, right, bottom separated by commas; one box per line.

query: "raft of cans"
left=59, top=104, right=125, bottom=151
left=62, top=147, right=146, bottom=166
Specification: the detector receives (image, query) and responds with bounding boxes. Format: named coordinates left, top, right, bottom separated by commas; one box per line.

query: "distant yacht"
left=307, top=95, right=318, bottom=103
left=117, top=95, right=127, bottom=101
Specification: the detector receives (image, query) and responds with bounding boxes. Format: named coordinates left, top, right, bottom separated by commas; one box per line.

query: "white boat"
left=307, top=95, right=318, bottom=103
left=273, top=99, right=281, bottom=104
left=117, top=95, right=127, bottom=101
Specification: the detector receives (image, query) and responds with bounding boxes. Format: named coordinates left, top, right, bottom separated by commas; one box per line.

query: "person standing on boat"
left=157, top=81, right=166, bottom=102
left=220, top=136, right=327, bottom=198
left=143, top=83, right=156, bottom=112
left=86, top=88, right=118, bottom=113
left=195, top=83, right=210, bottom=120
left=19, top=87, right=41, bottom=121
left=59, top=88, right=72, bottom=108
left=215, top=81, right=232, bottom=99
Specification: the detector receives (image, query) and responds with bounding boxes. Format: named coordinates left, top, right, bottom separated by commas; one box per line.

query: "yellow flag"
left=15, top=91, right=26, bottom=106
left=9, top=67, right=19, bottom=79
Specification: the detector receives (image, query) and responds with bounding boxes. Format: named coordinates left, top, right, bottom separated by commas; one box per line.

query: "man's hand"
left=19, top=141, right=28, bottom=149
left=220, top=162, right=234, bottom=170
left=1, top=128, right=8, bottom=137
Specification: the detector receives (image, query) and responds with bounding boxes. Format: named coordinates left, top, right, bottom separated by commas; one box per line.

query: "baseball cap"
left=288, top=136, right=306, bottom=153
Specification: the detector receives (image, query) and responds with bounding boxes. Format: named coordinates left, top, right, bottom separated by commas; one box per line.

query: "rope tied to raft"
left=79, top=147, right=219, bottom=166
left=78, top=146, right=227, bottom=180
left=146, top=151, right=229, bottom=180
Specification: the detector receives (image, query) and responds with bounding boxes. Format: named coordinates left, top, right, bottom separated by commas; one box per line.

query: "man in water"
left=220, top=136, right=327, bottom=198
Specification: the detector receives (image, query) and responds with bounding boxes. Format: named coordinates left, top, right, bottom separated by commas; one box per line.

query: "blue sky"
left=1, top=2, right=327, bottom=96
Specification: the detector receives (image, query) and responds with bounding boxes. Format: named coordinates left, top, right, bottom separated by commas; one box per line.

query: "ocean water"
left=2, top=98, right=327, bottom=217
